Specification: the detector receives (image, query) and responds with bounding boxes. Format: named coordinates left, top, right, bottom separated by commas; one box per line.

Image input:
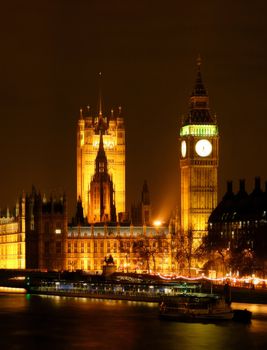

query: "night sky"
left=1, top=1, right=267, bottom=221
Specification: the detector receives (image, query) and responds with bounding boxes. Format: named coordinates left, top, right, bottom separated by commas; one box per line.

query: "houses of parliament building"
left=0, top=62, right=220, bottom=274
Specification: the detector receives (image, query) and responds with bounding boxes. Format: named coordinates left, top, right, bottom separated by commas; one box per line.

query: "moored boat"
left=233, top=309, right=252, bottom=323
left=159, top=293, right=233, bottom=322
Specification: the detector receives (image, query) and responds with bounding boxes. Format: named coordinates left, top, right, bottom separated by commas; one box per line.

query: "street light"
left=153, top=220, right=162, bottom=227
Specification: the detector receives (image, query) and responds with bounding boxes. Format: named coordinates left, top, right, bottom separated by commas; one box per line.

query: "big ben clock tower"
left=180, top=58, right=219, bottom=245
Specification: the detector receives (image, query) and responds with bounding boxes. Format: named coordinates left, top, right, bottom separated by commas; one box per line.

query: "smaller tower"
left=89, top=132, right=116, bottom=223
left=20, top=192, right=26, bottom=234
left=75, top=196, right=85, bottom=225
left=141, top=180, right=151, bottom=225
left=131, top=181, right=152, bottom=226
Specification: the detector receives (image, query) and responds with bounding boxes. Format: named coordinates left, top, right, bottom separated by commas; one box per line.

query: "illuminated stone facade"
left=18, top=189, right=170, bottom=274
left=66, top=225, right=171, bottom=273
left=179, top=60, right=219, bottom=244
left=0, top=196, right=26, bottom=269
left=77, top=102, right=125, bottom=222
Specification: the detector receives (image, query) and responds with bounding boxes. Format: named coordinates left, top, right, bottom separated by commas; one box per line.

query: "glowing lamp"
left=153, top=220, right=162, bottom=227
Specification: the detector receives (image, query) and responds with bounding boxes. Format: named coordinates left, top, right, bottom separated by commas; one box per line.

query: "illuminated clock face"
left=195, top=139, right=212, bottom=157
left=181, top=140, right=187, bottom=158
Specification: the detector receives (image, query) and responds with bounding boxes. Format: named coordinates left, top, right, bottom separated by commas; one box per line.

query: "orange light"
left=153, top=220, right=162, bottom=227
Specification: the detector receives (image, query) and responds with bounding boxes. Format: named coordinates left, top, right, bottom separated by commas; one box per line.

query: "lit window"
left=68, top=243, right=71, bottom=253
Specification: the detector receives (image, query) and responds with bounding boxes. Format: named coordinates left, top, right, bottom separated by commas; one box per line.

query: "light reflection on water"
left=0, top=294, right=267, bottom=349
left=233, top=302, right=267, bottom=317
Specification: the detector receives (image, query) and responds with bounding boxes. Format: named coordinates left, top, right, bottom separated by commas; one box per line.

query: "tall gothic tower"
left=77, top=77, right=125, bottom=222
left=179, top=59, right=219, bottom=244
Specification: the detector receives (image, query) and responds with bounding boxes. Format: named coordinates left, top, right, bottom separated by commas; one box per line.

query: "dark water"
left=0, top=294, right=267, bottom=350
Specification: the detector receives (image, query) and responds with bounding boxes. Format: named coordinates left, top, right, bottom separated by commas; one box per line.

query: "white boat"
left=159, top=293, right=233, bottom=322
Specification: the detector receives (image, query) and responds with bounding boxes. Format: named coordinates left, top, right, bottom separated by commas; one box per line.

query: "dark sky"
left=1, top=1, right=267, bottom=221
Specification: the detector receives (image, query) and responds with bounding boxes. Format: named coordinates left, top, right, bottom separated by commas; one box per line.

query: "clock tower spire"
left=179, top=58, right=219, bottom=248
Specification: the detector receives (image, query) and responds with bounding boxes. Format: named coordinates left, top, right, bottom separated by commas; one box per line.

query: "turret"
left=77, top=108, right=85, bottom=147
left=141, top=180, right=151, bottom=225
left=20, top=191, right=26, bottom=233
left=75, top=196, right=84, bottom=225
left=141, top=180, right=150, bottom=205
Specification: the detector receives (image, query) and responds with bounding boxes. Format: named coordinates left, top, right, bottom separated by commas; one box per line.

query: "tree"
left=229, top=247, right=255, bottom=276
left=173, top=229, right=201, bottom=276
left=132, top=235, right=166, bottom=272
left=117, top=237, right=131, bottom=272
left=201, top=229, right=255, bottom=277
left=199, top=233, right=231, bottom=276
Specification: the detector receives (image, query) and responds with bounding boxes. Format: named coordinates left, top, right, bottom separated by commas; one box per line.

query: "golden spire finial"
left=196, top=54, right=202, bottom=68
left=79, top=108, right=83, bottom=119
left=98, top=72, right=103, bottom=117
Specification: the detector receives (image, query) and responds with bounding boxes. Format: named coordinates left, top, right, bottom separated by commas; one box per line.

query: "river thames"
left=0, top=293, right=267, bottom=349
